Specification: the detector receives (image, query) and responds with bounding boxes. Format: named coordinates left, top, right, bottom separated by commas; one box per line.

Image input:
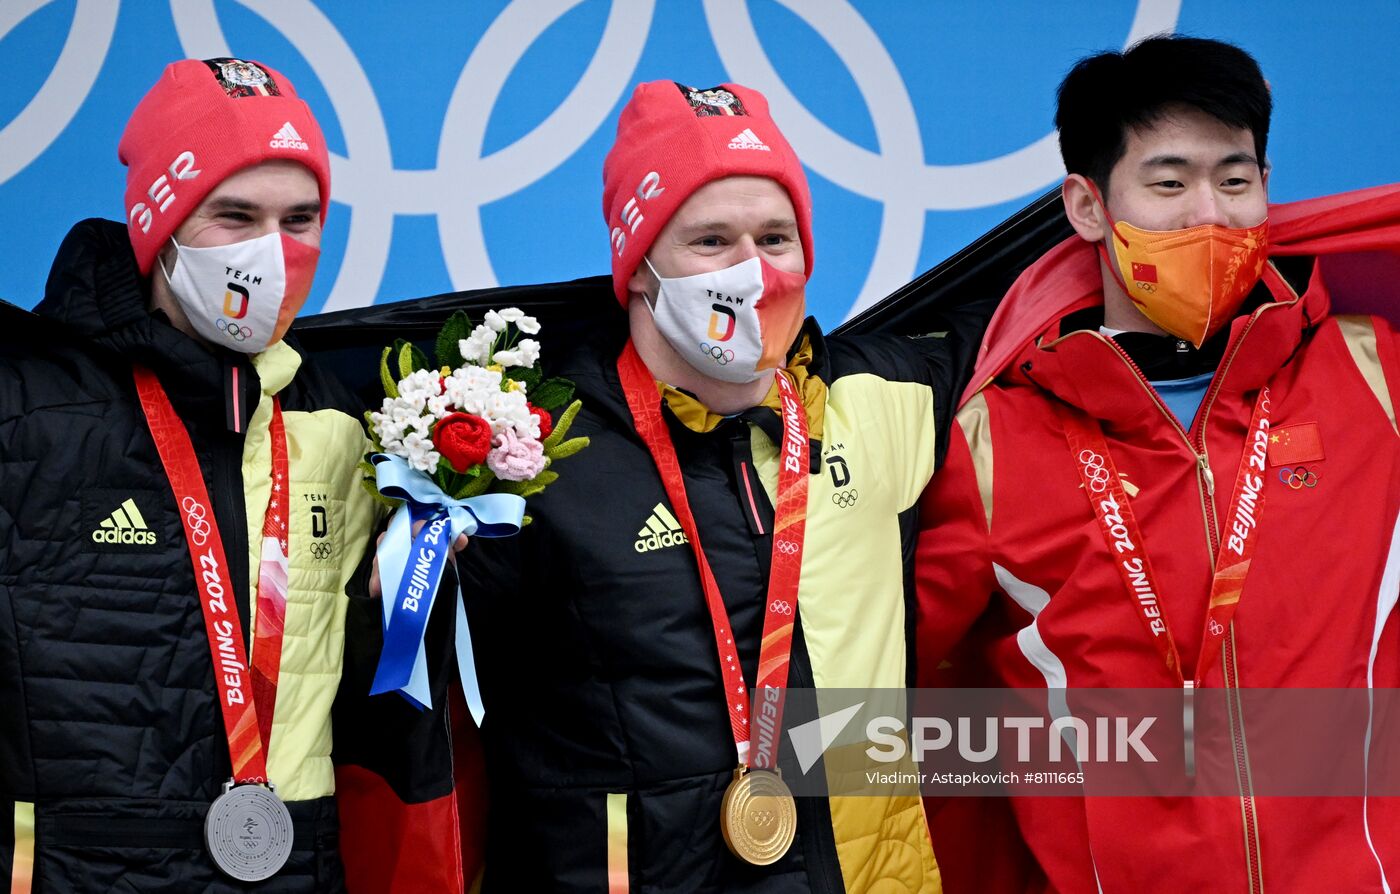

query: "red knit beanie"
left=601, top=81, right=814, bottom=305
left=119, top=58, right=331, bottom=275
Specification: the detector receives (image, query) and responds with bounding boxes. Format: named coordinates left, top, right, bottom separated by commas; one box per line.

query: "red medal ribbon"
left=618, top=343, right=809, bottom=769
left=1057, top=386, right=1271, bottom=689
left=134, top=366, right=290, bottom=784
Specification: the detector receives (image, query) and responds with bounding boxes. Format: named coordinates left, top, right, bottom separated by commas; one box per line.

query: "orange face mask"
left=1094, top=190, right=1269, bottom=348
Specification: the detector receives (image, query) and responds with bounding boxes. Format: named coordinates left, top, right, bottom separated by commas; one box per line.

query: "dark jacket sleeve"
left=0, top=311, right=39, bottom=801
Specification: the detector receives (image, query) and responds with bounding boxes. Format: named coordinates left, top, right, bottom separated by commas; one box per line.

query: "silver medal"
left=205, top=780, right=294, bottom=882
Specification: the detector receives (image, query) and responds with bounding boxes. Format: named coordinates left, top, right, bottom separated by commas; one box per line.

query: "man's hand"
left=368, top=519, right=470, bottom=599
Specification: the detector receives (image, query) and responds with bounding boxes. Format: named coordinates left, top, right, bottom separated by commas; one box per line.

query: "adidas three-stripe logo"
left=634, top=503, right=689, bottom=553
left=269, top=121, right=309, bottom=151
left=727, top=128, right=771, bottom=151
left=92, top=498, right=157, bottom=546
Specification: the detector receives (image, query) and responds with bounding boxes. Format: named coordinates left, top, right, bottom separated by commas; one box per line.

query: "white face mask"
left=643, top=255, right=806, bottom=384
left=158, top=231, right=319, bottom=353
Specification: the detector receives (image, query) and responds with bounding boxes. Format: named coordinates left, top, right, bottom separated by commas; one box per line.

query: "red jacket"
left=917, top=187, right=1400, bottom=893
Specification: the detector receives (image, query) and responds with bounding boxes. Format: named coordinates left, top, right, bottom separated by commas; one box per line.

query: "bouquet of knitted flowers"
left=364, top=307, right=587, bottom=508
left=361, top=307, right=587, bottom=715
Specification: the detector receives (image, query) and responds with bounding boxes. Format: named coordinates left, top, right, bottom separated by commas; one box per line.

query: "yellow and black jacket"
left=458, top=315, right=962, bottom=893
left=0, top=220, right=376, bottom=892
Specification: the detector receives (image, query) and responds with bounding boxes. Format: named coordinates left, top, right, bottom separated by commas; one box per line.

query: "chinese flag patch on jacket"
left=1267, top=422, right=1324, bottom=466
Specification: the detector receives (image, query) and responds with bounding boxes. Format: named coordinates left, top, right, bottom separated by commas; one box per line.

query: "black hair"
left=1055, top=35, right=1272, bottom=188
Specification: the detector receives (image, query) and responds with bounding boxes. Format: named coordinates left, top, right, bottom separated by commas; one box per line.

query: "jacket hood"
left=34, top=218, right=302, bottom=430
left=37, top=219, right=217, bottom=375
left=964, top=183, right=1400, bottom=407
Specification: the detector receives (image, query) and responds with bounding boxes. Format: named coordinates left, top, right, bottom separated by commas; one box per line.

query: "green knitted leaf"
left=530, top=377, right=576, bottom=411
left=543, top=436, right=589, bottom=462
left=453, top=468, right=496, bottom=500
left=395, top=339, right=429, bottom=380
left=493, top=469, right=558, bottom=498
left=506, top=364, right=543, bottom=392
left=542, top=399, right=582, bottom=451
left=379, top=347, right=399, bottom=399
left=435, top=310, right=473, bottom=369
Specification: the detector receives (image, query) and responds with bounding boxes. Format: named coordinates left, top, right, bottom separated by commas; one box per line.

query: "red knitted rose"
left=529, top=404, right=553, bottom=440
left=433, top=412, right=493, bottom=471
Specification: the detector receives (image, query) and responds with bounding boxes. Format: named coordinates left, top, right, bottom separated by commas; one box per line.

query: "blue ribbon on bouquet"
left=368, top=453, right=524, bottom=723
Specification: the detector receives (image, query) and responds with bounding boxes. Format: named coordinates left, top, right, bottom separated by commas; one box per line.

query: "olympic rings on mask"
left=831, top=489, right=859, bottom=508
left=181, top=495, right=212, bottom=546
left=1077, top=449, right=1111, bottom=493
left=775, top=540, right=799, bottom=555
left=217, top=318, right=253, bottom=340
left=1278, top=466, right=1320, bottom=490
left=768, top=600, right=793, bottom=615
left=699, top=343, right=735, bottom=365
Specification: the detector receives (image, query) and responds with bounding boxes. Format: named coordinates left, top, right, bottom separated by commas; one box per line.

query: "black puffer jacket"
left=0, top=220, right=378, bottom=892
left=458, top=314, right=973, bottom=893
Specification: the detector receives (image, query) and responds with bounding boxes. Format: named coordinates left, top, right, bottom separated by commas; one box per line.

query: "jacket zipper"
left=1187, top=273, right=1300, bottom=894
left=1186, top=325, right=1263, bottom=894
left=1061, top=297, right=1292, bottom=894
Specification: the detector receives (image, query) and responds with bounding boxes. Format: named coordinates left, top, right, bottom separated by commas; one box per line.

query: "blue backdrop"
left=2, top=1, right=1397, bottom=325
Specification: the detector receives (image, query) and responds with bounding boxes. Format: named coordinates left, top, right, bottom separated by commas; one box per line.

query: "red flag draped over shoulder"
left=962, top=183, right=1400, bottom=406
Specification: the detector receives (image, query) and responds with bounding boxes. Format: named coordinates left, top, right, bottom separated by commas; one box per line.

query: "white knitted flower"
left=458, top=324, right=497, bottom=364
left=515, top=314, right=541, bottom=335
left=406, top=413, right=437, bottom=438
left=444, top=366, right=502, bottom=415
left=371, top=413, right=407, bottom=449
left=484, top=389, right=532, bottom=436
left=401, top=431, right=441, bottom=473
left=426, top=393, right=453, bottom=419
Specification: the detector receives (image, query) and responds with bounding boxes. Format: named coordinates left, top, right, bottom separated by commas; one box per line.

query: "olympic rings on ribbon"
left=1278, top=465, right=1320, bottom=490
left=831, top=489, right=859, bottom=508
left=216, top=318, right=253, bottom=341
left=1077, top=449, right=1111, bottom=493
left=768, top=600, right=793, bottom=615
left=775, top=540, right=799, bottom=555
left=181, top=495, right=212, bottom=546
left=699, top=343, right=735, bottom=365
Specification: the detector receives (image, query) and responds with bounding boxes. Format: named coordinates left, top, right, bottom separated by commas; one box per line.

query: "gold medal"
left=720, top=767, right=797, bottom=865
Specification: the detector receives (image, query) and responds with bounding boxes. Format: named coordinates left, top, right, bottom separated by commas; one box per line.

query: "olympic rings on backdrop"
left=6, top=2, right=1179, bottom=315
